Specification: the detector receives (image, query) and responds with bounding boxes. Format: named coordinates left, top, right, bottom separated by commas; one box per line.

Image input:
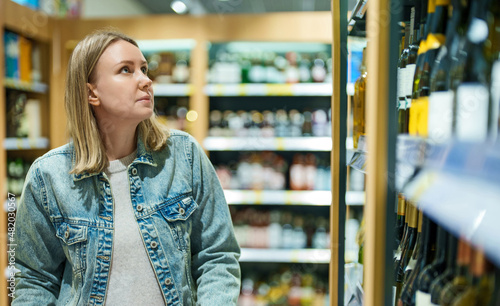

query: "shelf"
left=224, top=189, right=364, bottom=206
left=404, top=141, right=500, bottom=267
left=204, top=83, right=332, bottom=96
left=203, top=137, right=332, bottom=151
left=4, top=78, right=48, bottom=94
left=153, top=83, right=193, bottom=96
left=239, top=248, right=330, bottom=263
left=3, top=137, right=49, bottom=150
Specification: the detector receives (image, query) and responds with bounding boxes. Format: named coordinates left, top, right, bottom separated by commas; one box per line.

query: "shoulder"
left=30, top=143, right=73, bottom=174
left=165, top=129, right=201, bottom=148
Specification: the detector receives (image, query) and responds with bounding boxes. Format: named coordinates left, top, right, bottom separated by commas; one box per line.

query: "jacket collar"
left=72, top=134, right=156, bottom=181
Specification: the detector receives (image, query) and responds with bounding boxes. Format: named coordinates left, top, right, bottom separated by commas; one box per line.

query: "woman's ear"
left=87, top=83, right=100, bottom=106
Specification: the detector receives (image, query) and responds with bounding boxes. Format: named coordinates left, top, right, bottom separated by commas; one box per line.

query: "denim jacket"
left=13, top=129, right=241, bottom=305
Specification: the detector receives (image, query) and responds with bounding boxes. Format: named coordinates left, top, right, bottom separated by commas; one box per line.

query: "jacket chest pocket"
left=56, top=223, right=88, bottom=273
left=160, top=195, right=198, bottom=251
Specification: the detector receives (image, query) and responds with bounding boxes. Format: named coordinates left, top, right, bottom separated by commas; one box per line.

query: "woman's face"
left=87, top=39, right=154, bottom=131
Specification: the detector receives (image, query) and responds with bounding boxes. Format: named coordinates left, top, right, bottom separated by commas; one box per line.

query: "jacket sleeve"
left=187, top=136, right=241, bottom=305
left=12, top=163, right=66, bottom=305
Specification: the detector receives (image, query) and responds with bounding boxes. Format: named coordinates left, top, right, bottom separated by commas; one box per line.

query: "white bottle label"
left=428, top=90, right=454, bottom=143
left=398, top=67, right=407, bottom=99
left=415, top=290, right=432, bottom=306
left=456, top=83, right=489, bottom=142
left=491, top=60, right=500, bottom=140
left=405, top=64, right=417, bottom=97
left=392, top=286, right=397, bottom=306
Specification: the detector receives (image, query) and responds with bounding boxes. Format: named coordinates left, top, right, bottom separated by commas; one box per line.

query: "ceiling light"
left=171, top=0, right=188, bottom=14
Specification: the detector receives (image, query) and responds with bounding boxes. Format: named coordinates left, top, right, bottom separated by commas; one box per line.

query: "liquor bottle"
left=489, top=2, right=500, bottom=139
left=428, top=0, right=470, bottom=143
left=395, top=193, right=407, bottom=249
left=400, top=213, right=437, bottom=306
left=402, top=209, right=424, bottom=283
left=404, top=2, right=423, bottom=134
left=415, top=0, right=451, bottom=137
left=398, top=17, right=411, bottom=134
left=394, top=201, right=410, bottom=263
left=453, top=0, right=493, bottom=142
left=439, top=238, right=472, bottom=305
left=451, top=248, right=495, bottom=306
left=429, top=234, right=459, bottom=304
left=353, top=47, right=367, bottom=148
left=394, top=203, right=419, bottom=302
left=414, top=225, right=449, bottom=304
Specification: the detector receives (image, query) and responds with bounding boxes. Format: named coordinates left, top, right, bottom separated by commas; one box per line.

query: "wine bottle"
left=428, top=0, right=470, bottom=143
left=416, top=0, right=451, bottom=137
left=429, top=233, right=458, bottom=305
left=398, top=10, right=412, bottom=134
left=395, top=203, right=419, bottom=303
left=403, top=210, right=424, bottom=284
left=453, top=0, right=493, bottom=142
left=404, top=1, right=424, bottom=133
left=451, top=248, right=495, bottom=306
left=415, top=224, right=448, bottom=305
left=394, top=202, right=412, bottom=303
left=409, top=0, right=434, bottom=135
left=400, top=213, right=437, bottom=306
left=486, top=0, right=500, bottom=140
left=395, top=193, right=407, bottom=249
left=353, top=47, right=367, bottom=148
left=439, top=238, right=472, bottom=305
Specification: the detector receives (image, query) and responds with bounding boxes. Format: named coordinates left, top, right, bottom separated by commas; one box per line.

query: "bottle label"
left=456, top=83, right=489, bottom=142
left=409, top=97, right=420, bottom=136
left=392, top=286, right=397, bottom=306
left=405, top=64, right=417, bottom=97
left=417, top=96, right=429, bottom=137
left=415, top=290, right=432, bottom=306
left=426, top=33, right=446, bottom=51
left=491, top=61, right=500, bottom=140
left=428, top=90, right=454, bottom=143
left=398, top=67, right=407, bottom=99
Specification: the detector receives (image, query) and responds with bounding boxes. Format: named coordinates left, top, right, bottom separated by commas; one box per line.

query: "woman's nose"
left=139, top=73, right=153, bottom=88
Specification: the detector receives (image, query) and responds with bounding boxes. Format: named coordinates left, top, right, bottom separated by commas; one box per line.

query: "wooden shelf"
left=224, top=189, right=364, bottom=206
left=204, top=83, right=332, bottom=97
left=204, top=136, right=332, bottom=151
left=153, top=83, right=193, bottom=96
left=239, top=248, right=330, bottom=263
left=4, top=137, right=49, bottom=150
left=4, top=78, right=49, bottom=93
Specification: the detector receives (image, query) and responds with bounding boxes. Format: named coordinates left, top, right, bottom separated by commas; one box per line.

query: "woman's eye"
left=141, top=66, right=148, bottom=74
left=121, top=67, right=130, bottom=73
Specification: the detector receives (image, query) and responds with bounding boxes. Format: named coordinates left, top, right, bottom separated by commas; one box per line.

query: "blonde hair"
left=65, top=29, right=168, bottom=175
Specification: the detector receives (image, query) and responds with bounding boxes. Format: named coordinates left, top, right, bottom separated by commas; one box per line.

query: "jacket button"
left=64, top=230, right=70, bottom=239
left=136, top=204, right=143, bottom=212
left=131, top=168, right=138, bottom=176
left=151, top=241, right=158, bottom=249
left=179, top=208, right=185, bottom=215
left=165, top=278, right=172, bottom=285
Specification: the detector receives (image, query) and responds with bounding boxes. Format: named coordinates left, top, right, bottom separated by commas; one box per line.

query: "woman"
left=14, top=30, right=241, bottom=305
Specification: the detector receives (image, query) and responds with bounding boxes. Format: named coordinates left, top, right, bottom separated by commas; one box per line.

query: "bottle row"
left=239, top=266, right=329, bottom=306
left=392, top=194, right=499, bottom=306
left=6, top=158, right=32, bottom=196
left=4, top=30, right=44, bottom=84
left=230, top=207, right=330, bottom=250
left=352, top=0, right=500, bottom=148
left=145, top=51, right=191, bottom=84
left=6, top=92, right=42, bottom=138
left=209, top=109, right=331, bottom=138
left=214, top=152, right=331, bottom=191
left=208, top=50, right=332, bottom=84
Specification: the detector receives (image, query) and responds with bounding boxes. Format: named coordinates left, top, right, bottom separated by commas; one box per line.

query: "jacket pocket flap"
left=56, top=223, right=88, bottom=245
left=160, top=195, right=198, bottom=222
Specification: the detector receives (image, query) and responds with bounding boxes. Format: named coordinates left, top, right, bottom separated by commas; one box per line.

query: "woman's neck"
left=99, top=123, right=138, bottom=161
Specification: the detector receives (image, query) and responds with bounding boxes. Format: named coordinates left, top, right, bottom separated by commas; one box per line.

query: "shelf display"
left=354, top=0, right=500, bottom=303
left=207, top=42, right=332, bottom=84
